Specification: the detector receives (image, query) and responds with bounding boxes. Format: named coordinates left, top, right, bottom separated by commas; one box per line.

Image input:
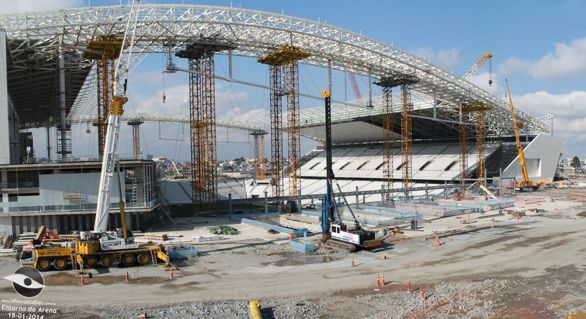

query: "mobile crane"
left=506, top=80, right=540, bottom=191
left=20, top=0, right=170, bottom=271
left=320, top=90, right=382, bottom=251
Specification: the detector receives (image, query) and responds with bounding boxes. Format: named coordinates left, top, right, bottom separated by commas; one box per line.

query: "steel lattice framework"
left=0, top=4, right=548, bottom=134
left=400, top=85, right=413, bottom=193
left=186, top=57, right=217, bottom=206
left=68, top=112, right=262, bottom=132
left=268, top=64, right=284, bottom=200
left=382, top=86, right=394, bottom=199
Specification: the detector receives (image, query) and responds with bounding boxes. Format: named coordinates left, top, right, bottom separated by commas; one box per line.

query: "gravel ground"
left=85, top=278, right=557, bottom=319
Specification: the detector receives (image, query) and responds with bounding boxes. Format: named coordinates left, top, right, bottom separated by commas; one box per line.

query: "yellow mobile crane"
left=20, top=0, right=170, bottom=271
left=506, top=80, right=540, bottom=191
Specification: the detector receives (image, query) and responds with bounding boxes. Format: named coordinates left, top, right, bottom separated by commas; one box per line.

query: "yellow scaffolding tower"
left=83, top=36, right=123, bottom=158
left=259, top=45, right=310, bottom=204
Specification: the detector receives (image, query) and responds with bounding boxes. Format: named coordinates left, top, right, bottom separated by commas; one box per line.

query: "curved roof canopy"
left=0, top=4, right=548, bottom=134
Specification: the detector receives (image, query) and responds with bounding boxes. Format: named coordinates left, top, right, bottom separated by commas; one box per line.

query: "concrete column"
left=46, top=126, right=51, bottom=160
left=58, top=46, right=68, bottom=160
left=228, top=193, right=233, bottom=219
left=0, top=29, right=18, bottom=164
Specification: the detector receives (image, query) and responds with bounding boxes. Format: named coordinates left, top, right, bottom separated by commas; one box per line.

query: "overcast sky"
left=5, top=0, right=586, bottom=160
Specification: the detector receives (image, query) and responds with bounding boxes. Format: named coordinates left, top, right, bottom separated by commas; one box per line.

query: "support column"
left=176, top=42, right=231, bottom=208
left=476, top=111, right=486, bottom=180
left=0, top=28, right=19, bottom=165
left=58, top=47, right=69, bottom=160
left=400, top=84, right=413, bottom=194
left=258, top=45, right=310, bottom=208
left=375, top=77, right=395, bottom=202
left=251, top=130, right=267, bottom=181
left=83, top=36, right=122, bottom=159
left=128, top=119, right=143, bottom=159
left=459, top=111, right=468, bottom=187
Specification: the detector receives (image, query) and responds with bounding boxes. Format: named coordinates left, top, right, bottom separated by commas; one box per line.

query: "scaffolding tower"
left=176, top=41, right=234, bottom=207
left=375, top=76, right=395, bottom=200
left=250, top=130, right=268, bottom=181
left=400, top=84, right=413, bottom=193
left=259, top=45, right=310, bottom=202
left=83, top=35, right=122, bottom=159
left=372, top=74, right=418, bottom=195
left=128, top=119, right=143, bottom=159
left=459, top=110, right=468, bottom=187
left=461, top=102, right=491, bottom=184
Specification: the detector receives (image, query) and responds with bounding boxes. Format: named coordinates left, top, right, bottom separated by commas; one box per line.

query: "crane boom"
left=348, top=72, right=362, bottom=99
left=94, top=0, right=140, bottom=233
left=505, top=80, right=530, bottom=184
left=463, top=51, right=493, bottom=81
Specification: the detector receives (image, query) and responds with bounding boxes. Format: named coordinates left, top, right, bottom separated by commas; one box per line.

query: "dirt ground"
left=2, top=187, right=586, bottom=318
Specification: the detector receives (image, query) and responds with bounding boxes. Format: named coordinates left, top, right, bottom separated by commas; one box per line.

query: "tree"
left=571, top=156, right=582, bottom=169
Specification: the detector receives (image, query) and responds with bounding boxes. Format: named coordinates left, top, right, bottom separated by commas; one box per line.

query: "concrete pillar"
left=58, top=46, right=68, bottom=160
left=134, top=213, right=140, bottom=230
left=18, top=216, right=24, bottom=235
left=228, top=193, right=234, bottom=220
left=0, top=216, right=12, bottom=236
left=0, top=29, right=19, bottom=164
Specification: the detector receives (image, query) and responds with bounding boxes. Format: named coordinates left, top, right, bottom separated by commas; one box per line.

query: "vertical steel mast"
left=93, top=0, right=140, bottom=233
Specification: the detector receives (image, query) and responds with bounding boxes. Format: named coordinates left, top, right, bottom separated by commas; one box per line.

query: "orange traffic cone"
left=125, top=271, right=129, bottom=282
left=79, top=276, right=85, bottom=286
left=169, top=269, right=174, bottom=280
left=420, top=288, right=425, bottom=300
left=351, top=258, right=355, bottom=268
left=381, top=274, right=385, bottom=286
left=407, top=282, right=412, bottom=293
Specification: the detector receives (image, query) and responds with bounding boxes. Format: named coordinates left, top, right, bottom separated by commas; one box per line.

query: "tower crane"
left=463, top=51, right=493, bottom=86
left=506, top=80, right=539, bottom=191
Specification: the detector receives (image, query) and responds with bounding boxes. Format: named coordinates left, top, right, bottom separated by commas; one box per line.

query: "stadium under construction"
left=0, top=4, right=559, bottom=237
left=5, top=3, right=586, bottom=318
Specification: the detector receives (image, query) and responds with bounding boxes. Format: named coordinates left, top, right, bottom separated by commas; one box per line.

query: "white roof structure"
left=0, top=3, right=549, bottom=136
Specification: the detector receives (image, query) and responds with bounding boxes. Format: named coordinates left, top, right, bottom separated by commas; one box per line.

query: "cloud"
left=513, top=90, right=586, bottom=143
left=413, top=47, right=460, bottom=69
left=129, top=83, right=254, bottom=117
left=466, top=71, right=501, bottom=94
left=0, top=0, right=84, bottom=13
left=219, top=107, right=268, bottom=128
left=499, top=37, right=586, bottom=80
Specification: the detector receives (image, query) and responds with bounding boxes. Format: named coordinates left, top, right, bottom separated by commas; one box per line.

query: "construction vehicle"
left=320, top=90, right=382, bottom=251
left=506, top=80, right=540, bottom=191
left=20, top=0, right=170, bottom=271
